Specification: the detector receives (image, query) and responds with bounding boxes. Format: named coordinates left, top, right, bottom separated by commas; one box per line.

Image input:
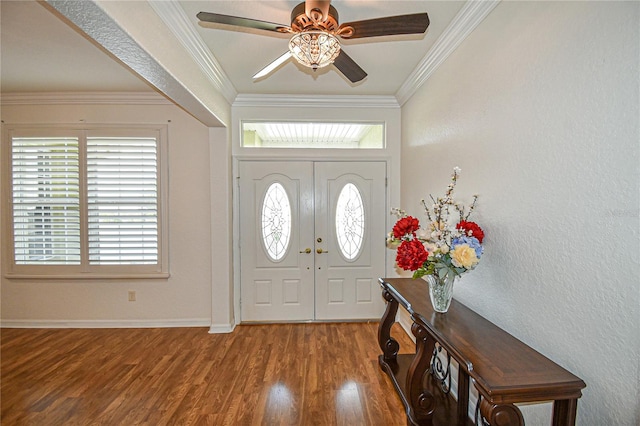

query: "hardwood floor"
left=1, top=322, right=414, bottom=425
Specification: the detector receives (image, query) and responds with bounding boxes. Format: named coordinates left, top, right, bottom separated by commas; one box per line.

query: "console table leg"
left=407, top=322, right=437, bottom=425
left=457, top=369, right=470, bottom=425
left=479, top=398, right=524, bottom=426
left=378, top=288, right=400, bottom=362
left=552, top=399, right=578, bottom=426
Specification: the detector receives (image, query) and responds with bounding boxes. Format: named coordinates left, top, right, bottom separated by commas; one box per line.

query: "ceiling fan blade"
left=197, top=11, right=289, bottom=33
left=253, top=51, right=292, bottom=80
left=305, top=0, right=331, bottom=21
left=338, top=13, right=429, bottom=39
left=333, top=50, right=367, bottom=83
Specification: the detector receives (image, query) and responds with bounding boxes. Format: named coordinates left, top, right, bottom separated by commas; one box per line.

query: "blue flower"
left=452, top=236, right=483, bottom=258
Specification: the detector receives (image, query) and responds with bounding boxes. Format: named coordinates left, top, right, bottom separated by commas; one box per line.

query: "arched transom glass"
left=335, top=183, right=365, bottom=260
left=261, top=182, right=291, bottom=261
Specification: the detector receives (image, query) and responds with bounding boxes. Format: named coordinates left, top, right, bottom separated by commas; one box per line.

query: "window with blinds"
left=4, top=127, right=168, bottom=278
left=11, top=137, right=82, bottom=264
left=87, top=137, right=158, bottom=265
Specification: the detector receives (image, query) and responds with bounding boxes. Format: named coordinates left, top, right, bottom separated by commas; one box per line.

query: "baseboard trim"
left=209, top=323, right=236, bottom=334
left=0, top=319, right=211, bottom=329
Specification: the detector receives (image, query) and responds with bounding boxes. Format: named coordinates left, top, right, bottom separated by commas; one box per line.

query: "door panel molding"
left=239, top=161, right=386, bottom=322
left=239, top=162, right=314, bottom=322
left=314, top=162, right=386, bottom=320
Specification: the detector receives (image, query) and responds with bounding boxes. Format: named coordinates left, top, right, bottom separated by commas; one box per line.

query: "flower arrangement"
left=387, top=167, right=485, bottom=281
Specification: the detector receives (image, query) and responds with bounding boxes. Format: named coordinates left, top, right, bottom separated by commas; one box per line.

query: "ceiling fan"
left=197, top=0, right=430, bottom=83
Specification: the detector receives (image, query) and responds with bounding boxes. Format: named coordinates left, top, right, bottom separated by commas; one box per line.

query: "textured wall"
left=401, top=2, right=639, bottom=425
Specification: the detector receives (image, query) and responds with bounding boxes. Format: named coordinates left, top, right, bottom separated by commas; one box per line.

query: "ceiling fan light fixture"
left=288, top=31, right=340, bottom=71
left=198, top=1, right=430, bottom=83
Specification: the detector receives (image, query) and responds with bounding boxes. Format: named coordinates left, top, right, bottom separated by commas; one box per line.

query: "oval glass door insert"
left=335, top=183, right=365, bottom=260
left=261, top=182, right=291, bottom=261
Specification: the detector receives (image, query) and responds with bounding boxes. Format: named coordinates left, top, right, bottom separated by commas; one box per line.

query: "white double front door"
left=239, top=161, right=386, bottom=322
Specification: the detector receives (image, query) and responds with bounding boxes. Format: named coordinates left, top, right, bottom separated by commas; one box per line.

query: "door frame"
left=232, top=155, right=393, bottom=325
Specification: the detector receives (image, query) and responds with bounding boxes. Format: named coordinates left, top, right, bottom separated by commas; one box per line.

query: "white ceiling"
left=1, top=0, right=466, bottom=99
left=180, top=1, right=464, bottom=96
left=0, top=0, right=153, bottom=93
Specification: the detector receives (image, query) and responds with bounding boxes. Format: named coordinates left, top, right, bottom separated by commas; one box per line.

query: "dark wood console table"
left=378, top=278, right=586, bottom=426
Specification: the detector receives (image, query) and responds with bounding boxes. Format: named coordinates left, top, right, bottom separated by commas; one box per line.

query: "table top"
left=380, top=278, right=586, bottom=404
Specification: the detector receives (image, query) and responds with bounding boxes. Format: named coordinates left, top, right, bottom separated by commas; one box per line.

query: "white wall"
left=209, top=126, right=234, bottom=332
left=401, top=2, right=639, bottom=425
left=1, top=97, right=217, bottom=327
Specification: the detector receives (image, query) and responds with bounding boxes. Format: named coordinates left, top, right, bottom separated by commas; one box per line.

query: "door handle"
left=316, top=248, right=328, bottom=254
left=299, top=248, right=312, bottom=254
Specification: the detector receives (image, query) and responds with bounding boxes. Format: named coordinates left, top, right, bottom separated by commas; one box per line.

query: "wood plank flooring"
left=1, top=322, right=414, bottom=425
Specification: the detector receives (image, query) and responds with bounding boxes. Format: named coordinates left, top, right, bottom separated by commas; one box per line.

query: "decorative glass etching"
left=335, top=183, right=365, bottom=260
left=261, top=182, right=292, bottom=261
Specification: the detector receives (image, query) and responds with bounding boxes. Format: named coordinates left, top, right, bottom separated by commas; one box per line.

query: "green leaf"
left=438, top=267, right=447, bottom=279
left=413, top=270, right=426, bottom=279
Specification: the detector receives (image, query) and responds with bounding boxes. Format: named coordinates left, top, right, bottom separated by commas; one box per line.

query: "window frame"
left=2, top=124, right=169, bottom=279
left=240, top=120, right=386, bottom=149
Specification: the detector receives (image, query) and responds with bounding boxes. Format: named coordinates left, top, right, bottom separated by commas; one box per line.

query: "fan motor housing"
left=291, top=2, right=339, bottom=32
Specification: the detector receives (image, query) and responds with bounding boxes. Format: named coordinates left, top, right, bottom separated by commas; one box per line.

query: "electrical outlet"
left=128, top=291, right=136, bottom=302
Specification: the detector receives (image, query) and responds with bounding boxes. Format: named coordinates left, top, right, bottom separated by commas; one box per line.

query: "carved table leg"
left=378, top=288, right=400, bottom=362
left=552, top=399, right=578, bottom=426
left=406, top=322, right=437, bottom=425
left=457, top=368, right=470, bottom=426
left=479, top=398, right=524, bottom=426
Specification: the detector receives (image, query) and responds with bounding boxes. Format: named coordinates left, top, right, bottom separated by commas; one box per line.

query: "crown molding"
left=148, top=0, right=237, bottom=104
left=233, top=94, right=400, bottom=109
left=396, top=0, right=500, bottom=106
left=0, top=92, right=173, bottom=106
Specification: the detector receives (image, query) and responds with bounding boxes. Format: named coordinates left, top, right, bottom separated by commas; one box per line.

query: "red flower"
left=456, top=221, right=485, bottom=243
left=393, top=216, right=421, bottom=239
left=396, top=239, right=429, bottom=271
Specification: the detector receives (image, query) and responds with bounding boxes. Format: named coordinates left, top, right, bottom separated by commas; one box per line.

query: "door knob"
left=299, top=248, right=312, bottom=254
left=316, top=248, right=328, bottom=254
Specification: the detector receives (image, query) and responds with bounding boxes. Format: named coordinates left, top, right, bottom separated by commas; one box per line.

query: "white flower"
left=415, top=228, right=430, bottom=240
left=424, top=242, right=437, bottom=253
left=386, top=232, right=400, bottom=249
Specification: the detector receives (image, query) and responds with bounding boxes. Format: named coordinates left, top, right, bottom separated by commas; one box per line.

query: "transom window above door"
left=242, top=121, right=385, bottom=149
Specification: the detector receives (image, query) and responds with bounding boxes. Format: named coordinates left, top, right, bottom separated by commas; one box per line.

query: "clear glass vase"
left=425, top=273, right=457, bottom=313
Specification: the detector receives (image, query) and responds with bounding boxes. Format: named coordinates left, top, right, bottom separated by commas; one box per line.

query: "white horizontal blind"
left=86, top=137, right=159, bottom=264
left=11, top=137, right=81, bottom=264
